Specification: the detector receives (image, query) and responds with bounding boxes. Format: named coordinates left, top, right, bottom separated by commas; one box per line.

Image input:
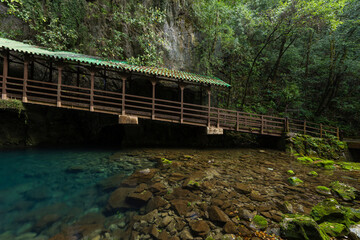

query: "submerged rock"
left=189, top=220, right=210, bottom=236
left=349, top=224, right=360, bottom=240
left=208, top=206, right=230, bottom=224
left=280, top=214, right=330, bottom=240
left=316, top=186, right=332, bottom=196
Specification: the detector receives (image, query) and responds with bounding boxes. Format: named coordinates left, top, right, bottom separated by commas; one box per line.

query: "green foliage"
left=287, top=170, right=295, bottom=175
left=252, top=215, right=268, bottom=229
left=0, top=99, right=25, bottom=115
left=308, top=171, right=318, bottom=176
left=297, top=156, right=313, bottom=164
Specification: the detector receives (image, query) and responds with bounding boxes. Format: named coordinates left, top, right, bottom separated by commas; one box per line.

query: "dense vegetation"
left=0, top=0, right=359, bottom=135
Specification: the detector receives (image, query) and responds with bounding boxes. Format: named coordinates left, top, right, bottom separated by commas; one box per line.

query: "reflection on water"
left=0, top=148, right=155, bottom=239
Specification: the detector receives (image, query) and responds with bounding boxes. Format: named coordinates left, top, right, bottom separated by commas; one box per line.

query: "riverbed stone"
left=126, top=190, right=152, bottom=206
left=122, top=168, right=158, bottom=187
left=330, top=181, right=358, bottom=202
left=171, top=199, right=190, bottom=216
left=146, top=196, right=167, bottom=212
left=65, top=165, right=86, bottom=173
left=97, top=174, right=126, bottom=192
left=349, top=224, right=360, bottom=240
left=106, top=187, right=135, bottom=213
left=234, top=183, right=251, bottom=194
left=189, top=220, right=210, bottom=236
left=208, top=206, right=230, bottom=224
left=223, top=221, right=237, bottom=234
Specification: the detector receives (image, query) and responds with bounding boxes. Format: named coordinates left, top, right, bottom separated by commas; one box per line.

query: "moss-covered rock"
left=319, top=222, right=348, bottom=237
left=308, top=171, right=318, bottom=176
left=316, top=186, right=332, bottom=196
left=252, top=215, right=268, bottom=229
left=287, top=170, right=295, bottom=175
left=330, top=181, right=358, bottom=202
left=310, top=198, right=359, bottom=228
left=288, top=177, right=303, bottom=186
left=280, top=214, right=330, bottom=240
left=339, top=162, right=360, bottom=171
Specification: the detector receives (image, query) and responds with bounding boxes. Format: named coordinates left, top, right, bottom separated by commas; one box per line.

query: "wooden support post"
left=320, top=123, right=323, bottom=138
left=207, top=87, right=211, bottom=127
left=22, top=58, right=29, bottom=103
left=217, top=109, right=220, bottom=128
left=90, top=71, right=95, bottom=112
left=1, top=51, right=8, bottom=100
left=261, top=116, right=264, bottom=134
left=57, top=66, right=62, bottom=107
left=284, top=117, right=289, bottom=132
left=151, top=79, right=156, bottom=120
left=304, top=120, right=307, bottom=135
left=336, top=127, right=339, bottom=140
left=122, top=76, right=126, bottom=115
left=49, top=61, right=53, bottom=82
left=180, top=83, right=185, bottom=123
left=236, top=112, right=239, bottom=131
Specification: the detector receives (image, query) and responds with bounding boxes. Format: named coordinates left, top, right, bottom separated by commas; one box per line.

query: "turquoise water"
left=0, top=148, right=154, bottom=239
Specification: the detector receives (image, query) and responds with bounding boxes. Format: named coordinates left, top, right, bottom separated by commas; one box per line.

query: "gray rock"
left=349, top=224, right=360, bottom=240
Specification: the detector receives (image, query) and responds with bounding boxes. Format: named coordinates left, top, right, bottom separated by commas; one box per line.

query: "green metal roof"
left=0, top=38, right=230, bottom=87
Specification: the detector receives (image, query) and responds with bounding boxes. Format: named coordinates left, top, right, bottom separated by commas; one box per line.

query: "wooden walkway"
left=0, top=73, right=339, bottom=138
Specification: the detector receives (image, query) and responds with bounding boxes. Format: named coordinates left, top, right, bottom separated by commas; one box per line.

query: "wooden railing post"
left=336, top=127, right=340, bottom=140
left=261, top=115, right=264, bottom=134
left=57, top=66, right=63, bottom=107
left=207, top=87, right=211, bottom=127
left=320, top=123, right=323, bottom=138
left=22, top=57, right=29, bottom=103
left=217, top=109, right=220, bottom=128
left=121, top=76, right=126, bottom=115
left=303, top=120, right=307, bottom=135
left=178, top=83, right=185, bottom=123
left=90, top=71, right=95, bottom=112
left=151, top=79, right=157, bottom=120
left=236, top=112, right=239, bottom=131
left=284, top=117, right=289, bottom=133
left=1, top=51, right=8, bottom=100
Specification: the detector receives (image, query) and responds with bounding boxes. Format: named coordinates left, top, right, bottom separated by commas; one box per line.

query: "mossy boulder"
left=310, top=198, right=360, bottom=228
left=319, top=222, right=348, bottom=237
left=330, top=181, right=358, bottom=202
left=252, top=215, right=268, bottom=229
left=339, top=162, right=360, bottom=171
left=280, top=214, right=330, bottom=240
left=288, top=177, right=303, bottom=186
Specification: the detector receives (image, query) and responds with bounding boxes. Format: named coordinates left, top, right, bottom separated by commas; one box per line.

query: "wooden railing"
left=0, top=74, right=339, bottom=138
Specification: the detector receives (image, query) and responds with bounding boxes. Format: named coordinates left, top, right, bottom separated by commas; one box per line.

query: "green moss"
left=280, top=214, right=330, bottom=240
left=330, top=181, right=357, bottom=202
left=288, top=177, right=303, bottom=186
left=297, top=156, right=313, bottom=164
left=287, top=170, right=295, bottom=175
left=314, top=160, right=335, bottom=170
left=253, top=215, right=268, bottom=229
left=319, top=222, right=348, bottom=237
left=310, top=198, right=360, bottom=228
left=187, top=180, right=200, bottom=188
left=308, top=171, right=318, bottom=176
left=338, top=162, right=360, bottom=171
left=161, top=158, right=172, bottom=165
left=0, top=99, right=25, bottom=115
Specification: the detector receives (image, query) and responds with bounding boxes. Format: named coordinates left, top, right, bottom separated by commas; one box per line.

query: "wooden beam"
left=90, top=71, right=95, bottom=112
left=261, top=116, right=264, bottom=134
left=122, top=76, right=126, bottom=115
left=206, top=87, right=211, bottom=127
left=151, top=79, right=157, bottom=120
left=22, top=57, right=29, bottom=103
left=1, top=51, right=8, bottom=100
left=57, top=66, right=63, bottom=107
left=320, top=123, right=323, bottom=138
left=179, top=83, right=186, bottom=123
left=304, top=120, right=307, bottom=135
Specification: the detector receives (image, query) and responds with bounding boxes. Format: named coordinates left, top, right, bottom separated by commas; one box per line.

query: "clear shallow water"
left=0, top=148, right=155, bottom=239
